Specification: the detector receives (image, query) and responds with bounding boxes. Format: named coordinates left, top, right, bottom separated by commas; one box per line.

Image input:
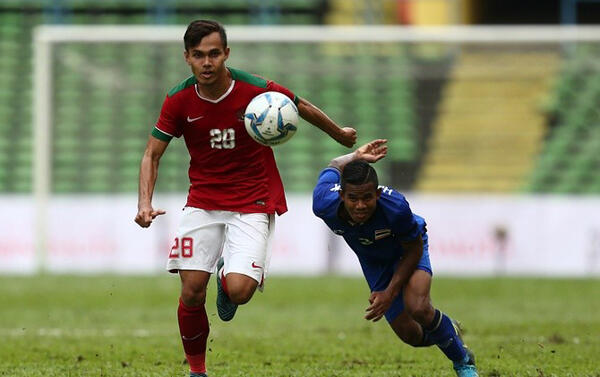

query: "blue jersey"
left=312, top=168, right=431, bottom=322
left=312, top=168, right=426, bottom=266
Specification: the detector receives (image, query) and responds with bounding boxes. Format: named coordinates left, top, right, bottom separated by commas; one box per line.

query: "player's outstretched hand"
left=355, top=139, right=387, bottom=163
left=337, top=127, right=357, bottom=148
left=135, top=206, right=166, bottom=228
left=365, top=289, right=394, bottom=322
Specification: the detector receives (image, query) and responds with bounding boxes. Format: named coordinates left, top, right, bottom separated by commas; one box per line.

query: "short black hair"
left=341, top=160, right=379, bottom=190
left=184, top=19, right=227, bottom=50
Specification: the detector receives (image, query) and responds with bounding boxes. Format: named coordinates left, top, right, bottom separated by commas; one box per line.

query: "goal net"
left=27, top=25, right=600, bottom=275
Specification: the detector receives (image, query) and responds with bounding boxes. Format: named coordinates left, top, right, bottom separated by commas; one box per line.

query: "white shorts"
left=166, top=207, right=275, bottom=285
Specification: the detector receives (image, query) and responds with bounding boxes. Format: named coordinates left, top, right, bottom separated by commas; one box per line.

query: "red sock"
left=177, top=298, right=209, bottom=373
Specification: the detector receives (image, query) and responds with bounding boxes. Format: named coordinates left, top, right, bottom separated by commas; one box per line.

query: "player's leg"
left=167, top=207, right=227, bottom=377
left=179, top=270, right=211, bottom=376
left=388, top=310, right=427, bottom=346
left=403, top=269, right=478, bottom=376
left=216, top=212, right=273, bottom=321
left=220, top=271, right=259, bottom=303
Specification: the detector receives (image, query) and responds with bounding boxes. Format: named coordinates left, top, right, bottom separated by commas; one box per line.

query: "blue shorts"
left=359, top=233, right=432, bottom=323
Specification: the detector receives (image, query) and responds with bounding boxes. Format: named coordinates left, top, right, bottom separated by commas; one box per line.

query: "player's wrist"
left=138, top=202, right=152, bottom=211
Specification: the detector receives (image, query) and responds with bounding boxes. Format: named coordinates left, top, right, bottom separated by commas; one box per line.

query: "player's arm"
left=135, top=136, right=169, bottom=228
left=328, top=139, right=388, bottom=172
left=296, top=97, right=357, bottom=148
left=365, top=235, right=423, bottom=322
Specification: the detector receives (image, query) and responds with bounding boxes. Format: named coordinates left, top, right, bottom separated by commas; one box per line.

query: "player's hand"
left=135, top=205, right=166, bottom=228
left=355, top=139, right=387, bottom=163
left=337, top=127, right=357, bottom=148
left=365, top=289, right=394, bottom=322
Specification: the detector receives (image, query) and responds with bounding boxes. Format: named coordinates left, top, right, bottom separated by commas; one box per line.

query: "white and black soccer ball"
left=244, top=91, right=298, bottom=146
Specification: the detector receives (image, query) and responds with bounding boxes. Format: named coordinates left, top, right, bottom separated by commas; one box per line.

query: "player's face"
left=185, top=31, right=230, bottom=86
left=340, top=183, right=381, bottom=224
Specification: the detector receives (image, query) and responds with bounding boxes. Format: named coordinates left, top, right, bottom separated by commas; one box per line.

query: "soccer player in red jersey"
left=134, top=20, right=356, bottom=377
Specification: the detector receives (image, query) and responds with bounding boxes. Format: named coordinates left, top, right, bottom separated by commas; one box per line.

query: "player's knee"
left=181, top=284, right=207, bottom=306
left=228, top=284, right=256, bottom=304
left=406, top=300, right=434, bottom=325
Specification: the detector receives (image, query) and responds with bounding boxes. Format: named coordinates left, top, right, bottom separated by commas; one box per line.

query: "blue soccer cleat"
left=453, top=349, right=478, bottom=377
left=451, top=320, right=479, bottom=377
left=216, top=257, right=238, bottom=321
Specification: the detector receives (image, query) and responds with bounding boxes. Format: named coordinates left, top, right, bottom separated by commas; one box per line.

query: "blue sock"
left=424, top=309, right=467, bottom=362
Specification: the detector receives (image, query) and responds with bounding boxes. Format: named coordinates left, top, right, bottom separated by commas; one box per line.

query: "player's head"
left=184, top=20, right=230, bottom=86
left=184, top=20, right=227, bottom=50
left=339, top=160, right=381, bottom=224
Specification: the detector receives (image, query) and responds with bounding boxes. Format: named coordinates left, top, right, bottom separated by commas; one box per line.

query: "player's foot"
left=451, top=320, right=479, bottom=377
left=453, top=349, right=478, bottom=377
left=189, top=373, right=207, bottom=377
left=216, top=257, right=238, bottom=321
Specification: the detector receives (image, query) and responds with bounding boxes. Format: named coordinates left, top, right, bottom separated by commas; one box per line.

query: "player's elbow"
left=311, top=193, right=326, bottom=217
left=311, top=201, right=321, bottom=217
left=402, top=236, right=424, bottom=258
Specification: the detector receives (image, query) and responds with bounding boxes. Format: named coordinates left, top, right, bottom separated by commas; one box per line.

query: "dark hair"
left=341, top=160, right=378, bottom=190
left=184, top=20, right=227, bottom=50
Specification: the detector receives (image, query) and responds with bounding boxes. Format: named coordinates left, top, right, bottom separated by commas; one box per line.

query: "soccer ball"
left=244, top=91, right=298, bottom=146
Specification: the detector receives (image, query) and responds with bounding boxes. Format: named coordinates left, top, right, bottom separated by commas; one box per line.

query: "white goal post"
left=32, top=25, right=600, bottom=272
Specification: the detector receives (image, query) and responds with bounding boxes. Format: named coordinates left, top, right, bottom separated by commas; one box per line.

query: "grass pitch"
left=0, top=275, right=598, bottom=377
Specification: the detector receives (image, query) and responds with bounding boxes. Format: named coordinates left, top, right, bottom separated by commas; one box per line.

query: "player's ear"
left=224, top=46, right=230, bottom=60
left=184, top=49, right=191, bottom=65
left=338, top=189, right=344, bottom=200
left=376, top=187, right=382, bottom=199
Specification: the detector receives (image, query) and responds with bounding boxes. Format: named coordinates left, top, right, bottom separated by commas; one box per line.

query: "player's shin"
left=423, top=309, right=468, bottom=362
left=178, top=298, right=210, bottom=374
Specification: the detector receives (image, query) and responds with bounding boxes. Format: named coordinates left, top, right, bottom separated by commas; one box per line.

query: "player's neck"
left=196, top=70, right=232, bottom=100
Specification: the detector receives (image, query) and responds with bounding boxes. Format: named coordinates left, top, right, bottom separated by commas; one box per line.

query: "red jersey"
left=152, top=67, right=297, bottom=215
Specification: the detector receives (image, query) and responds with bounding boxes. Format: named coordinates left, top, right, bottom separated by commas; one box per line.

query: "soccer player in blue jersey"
left=312, top=139, right=479, bottom=377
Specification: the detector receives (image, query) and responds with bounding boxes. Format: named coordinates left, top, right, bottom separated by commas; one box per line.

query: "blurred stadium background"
left=0, top=1, right=599, bottom=276
left=1, top=1, right=600, bottom=376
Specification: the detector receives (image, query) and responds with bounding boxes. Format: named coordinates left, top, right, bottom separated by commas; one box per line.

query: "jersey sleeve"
left=312, top=167, right=342, bottom=218
left=267, top=81, right=299, bottom=106
left=152, top=94, right=183, bottom=141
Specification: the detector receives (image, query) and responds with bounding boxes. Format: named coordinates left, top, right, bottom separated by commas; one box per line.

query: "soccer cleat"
left=453, top=349, right=478, bottom=377
left=189, top=373, right=207, bottom=377
left=451, top=320, right=479, bottom=377
left=216, top=257, right=238, bottom=321
left=451, top=319, right=465, bottom=338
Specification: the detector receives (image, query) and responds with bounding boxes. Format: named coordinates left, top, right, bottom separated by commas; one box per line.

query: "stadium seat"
left=0, top=4, right=416, bottom=194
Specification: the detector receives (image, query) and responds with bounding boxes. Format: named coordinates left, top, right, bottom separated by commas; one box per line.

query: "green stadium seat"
left=54, top=152, right=81, bottom=169
left=0, top=6, right=416, bottom=194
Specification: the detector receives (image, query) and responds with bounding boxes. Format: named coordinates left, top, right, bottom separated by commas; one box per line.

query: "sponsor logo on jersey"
left=330, top=183, right=341, bottom=192
left=378, top=185, right=393, bottom=195
left=255, top=200, right=266, bottom=206
left=251, top=262, right=263, bottom=269
left=187, top=115, right=204, bottom=123
left=374, top=229, right=392, bottom=240
left=359, top=237, right=373, bottom=245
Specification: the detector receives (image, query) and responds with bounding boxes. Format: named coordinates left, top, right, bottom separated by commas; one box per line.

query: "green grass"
left=0, top=275, right=598, bottom=377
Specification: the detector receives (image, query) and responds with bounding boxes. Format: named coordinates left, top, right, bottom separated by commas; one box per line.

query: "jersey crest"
left=374, top=229, right=392, bottom=240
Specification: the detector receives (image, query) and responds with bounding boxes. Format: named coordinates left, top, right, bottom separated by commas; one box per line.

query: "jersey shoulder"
left=167, top=76, right=197, bottom=98
left=229, top=67, right=268, bottom=89
left=378, top=186, right=413, bottom=219
left=312, top=168, right=342, bottom=219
